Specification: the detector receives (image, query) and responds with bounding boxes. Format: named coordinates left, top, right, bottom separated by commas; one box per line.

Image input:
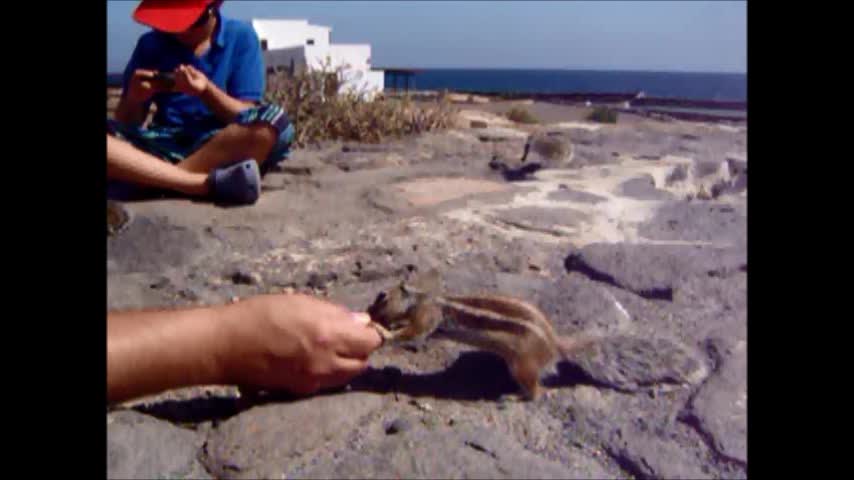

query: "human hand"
left=218, top=293, right=382, bottom=395
left=173, top=64, right=209, bottom=97
left=125, top=69, right=159, bottom=104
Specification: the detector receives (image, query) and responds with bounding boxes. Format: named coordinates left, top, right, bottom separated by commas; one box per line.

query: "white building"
left=251, top=18, right=384, bottom=100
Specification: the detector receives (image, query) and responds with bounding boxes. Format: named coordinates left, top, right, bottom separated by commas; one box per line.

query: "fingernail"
left=351, top=312, right=371, bottom=325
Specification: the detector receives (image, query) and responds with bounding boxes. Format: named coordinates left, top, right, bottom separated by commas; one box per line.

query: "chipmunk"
left=366, top=269, right=598, bottom=401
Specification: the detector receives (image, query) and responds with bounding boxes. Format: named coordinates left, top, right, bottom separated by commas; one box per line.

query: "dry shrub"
left=506, top=107, right=539, bottom=124
left=587, top=106, right=619, bottom=123
left=264, top=60, right=457, bottom=147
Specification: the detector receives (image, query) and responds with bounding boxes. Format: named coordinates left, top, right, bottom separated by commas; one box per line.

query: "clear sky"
left=107, top=1, right=746, bottom=74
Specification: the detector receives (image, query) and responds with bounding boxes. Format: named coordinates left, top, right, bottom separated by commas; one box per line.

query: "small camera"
left=152, top=72, right=176, bottom=89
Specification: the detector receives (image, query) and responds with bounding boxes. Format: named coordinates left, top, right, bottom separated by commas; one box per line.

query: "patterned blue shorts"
left=107, top=103, right=294, bottom=175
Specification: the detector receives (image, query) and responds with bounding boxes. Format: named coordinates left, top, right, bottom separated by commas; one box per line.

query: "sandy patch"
left=442, top=156, right=736, bottom=247
left=455, top=109, right=516, bottom=127
left=549, top=121, right=603, bottom=131
left=393, top=177, right=513, bottom=207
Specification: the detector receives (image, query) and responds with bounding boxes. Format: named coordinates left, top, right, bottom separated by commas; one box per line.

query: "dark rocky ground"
left=107, top=108, right=746, bottom=479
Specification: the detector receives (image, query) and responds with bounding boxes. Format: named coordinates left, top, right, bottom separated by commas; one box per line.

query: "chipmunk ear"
left=366, top=291, right=388, bottom=316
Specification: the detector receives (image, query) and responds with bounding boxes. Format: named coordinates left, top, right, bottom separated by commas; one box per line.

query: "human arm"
left=113, top=69, right=162, bottom=126
left=172, top=25, right=266, bottom=123
left=114, top=37, right=159, bottom=126
left=107, top=293, right=382, bottom=404
left=172, top=64, right=256, bottom=124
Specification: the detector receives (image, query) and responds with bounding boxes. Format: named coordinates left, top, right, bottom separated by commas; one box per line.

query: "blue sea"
left=384, top=69, right=746, bottom=102
left=109, top=69, right=746, bottom=102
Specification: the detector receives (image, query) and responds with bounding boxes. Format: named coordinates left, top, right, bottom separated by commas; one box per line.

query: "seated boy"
left=107, top=0, right=293, bottom=205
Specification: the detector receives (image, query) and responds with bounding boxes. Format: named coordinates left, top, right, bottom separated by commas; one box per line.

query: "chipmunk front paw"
left=370, top=323, right=419, bottom=346
left=370, top=323, right=396, bottom=343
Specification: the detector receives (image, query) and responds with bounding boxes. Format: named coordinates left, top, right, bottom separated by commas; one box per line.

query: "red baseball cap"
left=133, top=0, right=219, bottom=33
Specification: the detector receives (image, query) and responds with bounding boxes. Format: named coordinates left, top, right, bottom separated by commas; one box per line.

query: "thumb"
left=336, top=311, right=382, bottom=356
left=350, top=312, right=371, bottom=325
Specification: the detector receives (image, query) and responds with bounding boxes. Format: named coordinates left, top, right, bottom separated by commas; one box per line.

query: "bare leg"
left=107, top=134, right=209, bottom=196
left=106, top=123, right=277, bottom=197
left=178, top=123, right=277, bottom=173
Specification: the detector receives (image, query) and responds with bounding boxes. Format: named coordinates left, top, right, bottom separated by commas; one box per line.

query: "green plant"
left=587, top=106, right=618, bottom=123
left=505, top=107, right=539, bottom=124
left=264, top=60, right=456, bottom=147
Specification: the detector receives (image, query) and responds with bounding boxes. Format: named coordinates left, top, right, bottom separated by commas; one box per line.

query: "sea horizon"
left=107, top=67, right=746, bottom=74
left=107, top=68, right=746, bottom=102
left=374, top=67, right=745, bottom=75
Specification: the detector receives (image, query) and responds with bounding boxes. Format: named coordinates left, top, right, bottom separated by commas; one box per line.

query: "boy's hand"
left=173, top=64, right=210, bottom=97
left=125, top=69, right=159, bottom=104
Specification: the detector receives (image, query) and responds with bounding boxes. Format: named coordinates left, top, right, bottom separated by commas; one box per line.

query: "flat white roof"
left=251, top=18, right=331, bottom=29
left=252, top=18, right=309, bottom=23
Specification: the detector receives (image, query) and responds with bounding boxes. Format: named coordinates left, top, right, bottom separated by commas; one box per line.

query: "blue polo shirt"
left=122, top=11, right=265, bottom=133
